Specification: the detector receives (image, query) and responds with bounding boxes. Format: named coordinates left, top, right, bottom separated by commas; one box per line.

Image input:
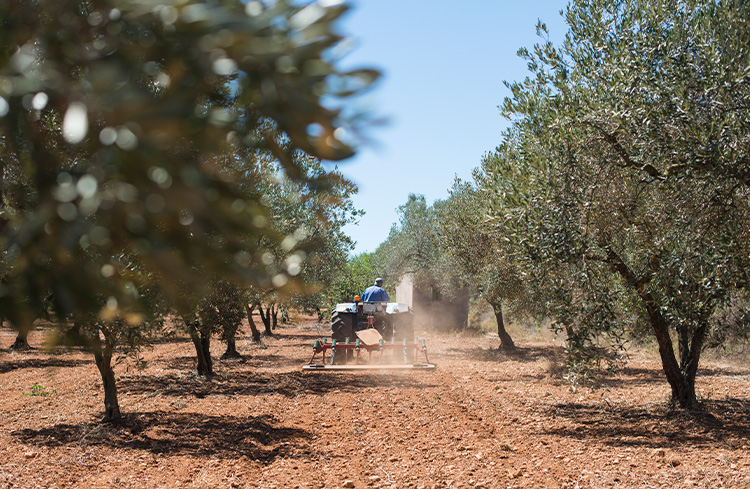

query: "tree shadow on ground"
left=160, top=355, right=199, bottom=371
left=118, top=370, right=438, bottom=399
left=260, top=332, right=319, bottom=341
left=457, top=346, right=722, bottom=390
left=0, top=357, right=92, bottom=374
left=149, top=336, right=192, bottom=346
left=13, top=411, right=309, bottom=461
left=697, top=366, right=750, bottom=378
left=439, top=345, right=564, bottom=383
left=157, top=352, right=308, bottom=372
left=447, top=345, right=563, bottom=364
left=540, top=398, right=750, bottom=449
left=242, top=352, right=305, bottom=368
left=594, top=366, right=666, bottom=388
left=249, top=332, right=321, bottom=349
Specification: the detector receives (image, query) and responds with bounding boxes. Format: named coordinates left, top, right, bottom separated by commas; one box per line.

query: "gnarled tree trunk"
left=605, top=244, right=703, bottom=409
left=183, top=317, right=213, bottom=378
left=245, top=304, right=261, bottom=343
left=259, top=305, right=273, bottom=336
left=90, top=328, right=121, bottom=422
left=10, top=328, right=32, bottom=350
left=643, top=301, right=702, bottom=409
left=221, top=335, right=242, bottom=360
left=488, top=299, right=515, bottom=351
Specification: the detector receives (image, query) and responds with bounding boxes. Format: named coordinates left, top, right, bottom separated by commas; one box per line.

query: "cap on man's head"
left=375, top=278, right=383, bottom=284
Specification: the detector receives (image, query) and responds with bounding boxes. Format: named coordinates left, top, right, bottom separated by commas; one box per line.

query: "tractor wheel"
left=331, top=311, right=353, bottom=343
left=370, top=316, right=389, bottom=340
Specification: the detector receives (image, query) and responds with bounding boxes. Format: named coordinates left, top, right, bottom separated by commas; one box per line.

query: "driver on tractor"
left=361, top=277, right=390, bottom=302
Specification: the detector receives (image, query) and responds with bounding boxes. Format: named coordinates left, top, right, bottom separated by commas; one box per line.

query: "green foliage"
left=198, top=280, right=244, bottom=343
left=707, top=291, right=750, bottom=350
left=0, top=0, right=378, bottom=327
left=327, top=251, right=381, bottom=308
left=478, top=0, right=750, bottom=406
left=268, top=156, right=362, bottom=314
left=377, top=194, right=439, bottom=292
left=376, top=187, right=530, bottom=343
left=0, top=0, right=376, bottom=417
left=436, top=178, right=533, bottom=318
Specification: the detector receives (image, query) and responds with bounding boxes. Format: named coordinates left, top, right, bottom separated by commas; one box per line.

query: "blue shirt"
left=361, top=285, right=390, bottom=302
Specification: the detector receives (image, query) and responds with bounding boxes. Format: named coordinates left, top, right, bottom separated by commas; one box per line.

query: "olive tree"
left=434, top=179, right=533, bottom=350
left=482, top=0, right=750, bottom=407
left=377, top=194, right=440, bottom=292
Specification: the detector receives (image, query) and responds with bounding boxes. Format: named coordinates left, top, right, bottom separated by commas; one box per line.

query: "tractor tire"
left=331, top=311, right=354, bottom=343
left=371, top=316, right=391, bottom=340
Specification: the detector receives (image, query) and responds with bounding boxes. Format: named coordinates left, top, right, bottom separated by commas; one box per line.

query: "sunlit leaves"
left=480, top=0, right=750, bottom=403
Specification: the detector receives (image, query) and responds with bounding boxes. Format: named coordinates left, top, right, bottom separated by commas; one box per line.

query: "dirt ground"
left=1, top=319, right=749, bottom=489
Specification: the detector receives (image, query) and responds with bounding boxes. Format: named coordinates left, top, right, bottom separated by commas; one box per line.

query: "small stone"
left=342, top=480, right=355, bottom=488
left=23, top=452, right=36, bottom=459
left=655, top=449, right=666, bottom=457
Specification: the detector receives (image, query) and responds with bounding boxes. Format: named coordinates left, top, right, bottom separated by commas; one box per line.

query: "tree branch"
left=586, top=121, right=665, bottom=180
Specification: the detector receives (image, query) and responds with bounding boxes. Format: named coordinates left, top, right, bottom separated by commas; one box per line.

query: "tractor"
left=330, top=300, right=414, bottom=343
left=301, top=298, right=435, bottom=370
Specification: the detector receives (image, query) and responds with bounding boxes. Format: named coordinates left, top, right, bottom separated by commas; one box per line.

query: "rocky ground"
left=1, top=319, right=749, bottom=489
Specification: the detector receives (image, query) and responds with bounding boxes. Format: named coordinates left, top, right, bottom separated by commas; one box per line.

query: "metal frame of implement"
left=302, top=337, right=436, bottom=371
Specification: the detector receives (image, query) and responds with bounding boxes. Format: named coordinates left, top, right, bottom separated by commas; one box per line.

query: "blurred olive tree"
left=0, top=0, right=378, bottom=324
left=0, top=0, right=378, bottom=420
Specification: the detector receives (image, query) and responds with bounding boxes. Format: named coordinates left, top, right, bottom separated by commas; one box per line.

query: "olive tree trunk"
left=605, top=245, right=703, bottom=409
left=221, top=335, right=241, bottom=359
left=90, top=328, right=121, bottom=422
left=259, top=305, right=273, bottom=336
left=10, top=328, right=32, bottom=350
left=488, top=299, right=515, bottom=351
left=245, top=304, right=261, bottom=343
left=183, top=317, right=213, bottom=378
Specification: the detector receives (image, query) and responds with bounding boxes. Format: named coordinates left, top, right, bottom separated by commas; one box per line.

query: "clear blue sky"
left=329, top=1, right=569, bottom=255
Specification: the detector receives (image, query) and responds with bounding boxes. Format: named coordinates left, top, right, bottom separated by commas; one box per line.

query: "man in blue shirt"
left=361, top=278, right=390, bottom=302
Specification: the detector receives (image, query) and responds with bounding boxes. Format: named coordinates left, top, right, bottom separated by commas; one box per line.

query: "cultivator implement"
left=302, top=334, right=436, bottom=371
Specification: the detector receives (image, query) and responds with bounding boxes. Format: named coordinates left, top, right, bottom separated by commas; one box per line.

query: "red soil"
left=1, top=321, right=749, bottom=488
